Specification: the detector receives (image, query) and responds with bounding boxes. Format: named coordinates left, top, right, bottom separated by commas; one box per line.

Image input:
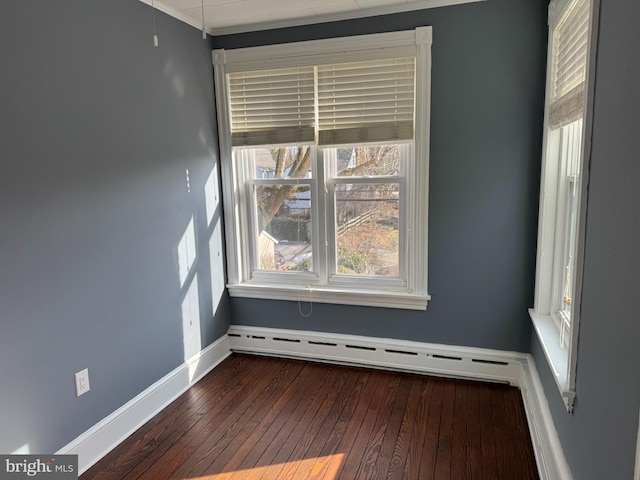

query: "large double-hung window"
left=213, top=28, right=432, bottom=310
left=530, top=0, right=597, bottom=411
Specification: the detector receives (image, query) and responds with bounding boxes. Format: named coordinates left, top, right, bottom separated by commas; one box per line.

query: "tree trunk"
left=258, top=146, right=311, bottom=232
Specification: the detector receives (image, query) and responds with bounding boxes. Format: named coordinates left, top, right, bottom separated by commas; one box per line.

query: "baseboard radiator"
left=228, top=326, right=524, bottom=386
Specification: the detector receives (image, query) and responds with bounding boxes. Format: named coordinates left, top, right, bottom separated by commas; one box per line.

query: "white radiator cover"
left=228, top=325, right=523, bottom=385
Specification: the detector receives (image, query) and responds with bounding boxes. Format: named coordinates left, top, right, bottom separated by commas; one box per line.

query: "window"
left=530, top=0, right=596, bottom=411
left=213, top=28, right=432, bottom=310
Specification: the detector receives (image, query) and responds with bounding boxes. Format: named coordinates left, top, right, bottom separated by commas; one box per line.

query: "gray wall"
left=0, top=1, right=229, bottom=455
left=531, top=1, right=640, bottom=478
left=214, top=0, right=548, bottom=352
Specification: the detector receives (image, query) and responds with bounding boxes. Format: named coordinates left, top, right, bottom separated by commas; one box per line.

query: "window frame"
left=530, top=0, right=599, bottom=412
left=324, top=143, right=408, bottom=288
left=213, top=28, right=432, bottom=311
left=243, top=151, right=318, bottom=279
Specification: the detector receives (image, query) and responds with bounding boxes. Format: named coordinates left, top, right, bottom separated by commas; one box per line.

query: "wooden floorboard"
left=434, top=379, right=455, bottom=480
left=370, top=375, right=411, bottom=479
left=417, top=377, right=442, bottom=480
left=478, top=385, right=499, bottom=480
left=81, top=354, right=539, bottom=480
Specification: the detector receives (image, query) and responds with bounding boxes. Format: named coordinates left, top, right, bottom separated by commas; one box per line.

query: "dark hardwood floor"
left=81, top=354, right=539, bottom=480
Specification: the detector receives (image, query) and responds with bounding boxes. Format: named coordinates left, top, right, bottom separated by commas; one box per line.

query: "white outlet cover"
left=75, top=368, right=90, bottom=397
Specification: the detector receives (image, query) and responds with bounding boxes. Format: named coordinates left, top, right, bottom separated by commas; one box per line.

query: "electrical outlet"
left=75, top=368, right=90, bottom=397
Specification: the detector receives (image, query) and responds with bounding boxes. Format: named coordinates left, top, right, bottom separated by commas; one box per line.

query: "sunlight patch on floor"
left=11, top=444, right=30, bottom=454
left=185, top=453, right=345, bottom=480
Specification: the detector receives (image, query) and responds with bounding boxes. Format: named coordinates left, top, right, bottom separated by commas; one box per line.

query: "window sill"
left=227, top=282, right=429, bottom=310
left=529, top=308, right=576, bottom=412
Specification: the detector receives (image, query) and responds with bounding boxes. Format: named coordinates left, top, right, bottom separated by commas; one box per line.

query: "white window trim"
left=213, top=28, right=432, bottom=311
left=530, top=0, right=599, bottom=412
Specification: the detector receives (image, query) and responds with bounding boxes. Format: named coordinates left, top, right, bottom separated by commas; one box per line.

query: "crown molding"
left=139, top=0, right=484, bottom=37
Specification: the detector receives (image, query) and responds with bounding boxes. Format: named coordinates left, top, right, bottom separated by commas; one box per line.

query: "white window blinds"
left=228, top=57, right=416, bottom=147
left=228, top=67, right=315, bottom=147
left=548, top=0, right=590, bottom=129
left=317, top=57, right=415, bottom=145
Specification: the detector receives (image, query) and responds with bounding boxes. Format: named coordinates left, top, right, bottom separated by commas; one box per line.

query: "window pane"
left=248, top=146, right=312, bottom=179
left=558, top=119, right=583, bottom=334
left=255, top=184, right=312, bottom=272
left=335, top=145, right=401, bottom=177
left=335, top=183, right=399, bottom=276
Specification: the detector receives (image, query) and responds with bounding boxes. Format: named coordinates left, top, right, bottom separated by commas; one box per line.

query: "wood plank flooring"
left=80, top=354, right=539, bottom=480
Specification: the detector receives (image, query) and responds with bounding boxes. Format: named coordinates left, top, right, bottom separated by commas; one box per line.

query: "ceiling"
left=140, top=0, right=481, bottom=36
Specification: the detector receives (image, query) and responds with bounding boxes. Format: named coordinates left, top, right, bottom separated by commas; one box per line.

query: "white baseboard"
left=57, top=335, right=231, bottom=475
left=228, top=325, right=573, bottom=480
left=57, top=326, right=573, bottom=480
left=520, top=354, right=573, bottom=480
left=228, top=325, right=524, bottom=385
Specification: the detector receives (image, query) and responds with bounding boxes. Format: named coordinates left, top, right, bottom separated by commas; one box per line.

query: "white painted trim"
left=138, top=0, right=214, bottom=36
left=140, top=0, right=483, bottom=37
left=227, top=283, right=429, bottom=310
left=567, top=0, right=600, bottom=395
left=413, top=26, right=432, bottom=299
left=56, top=336, right=231, bottom=475
left=220, top=30, right=417, bottom=68
left=520, top=354, right=574, bottom=480
left=228, top=326, right=573, bottom=480
left=529, top=309, right=575, bottom=411
left=213, top=55, right=242, bottom=286
left=228, top=326, right=525, bottom=386
left=210, top=0, right=482, bottom=36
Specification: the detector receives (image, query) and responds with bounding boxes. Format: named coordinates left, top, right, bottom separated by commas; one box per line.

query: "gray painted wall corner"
left=0, top=0, right=229, bottom=455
